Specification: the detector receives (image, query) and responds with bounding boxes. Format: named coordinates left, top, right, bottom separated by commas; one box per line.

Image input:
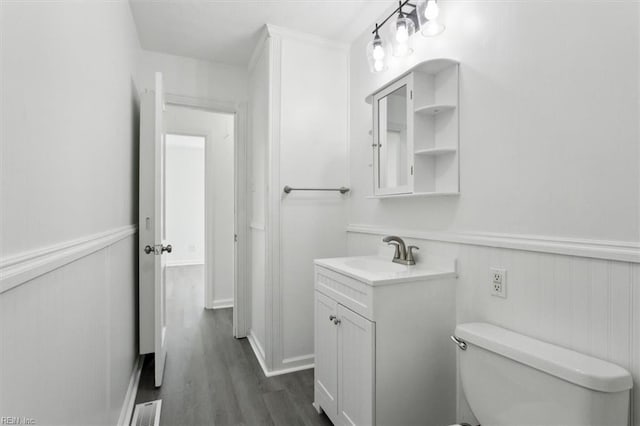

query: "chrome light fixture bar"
left=366, top=0, right=445, bottom=72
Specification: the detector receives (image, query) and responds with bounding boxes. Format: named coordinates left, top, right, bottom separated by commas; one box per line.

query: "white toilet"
left=452, top=322, right=633, bottom=426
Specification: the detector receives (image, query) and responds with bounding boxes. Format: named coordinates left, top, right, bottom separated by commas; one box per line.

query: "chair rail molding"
left=346, top=224, right=640, bottom=263
left=0, top=224, right=137, bottom=294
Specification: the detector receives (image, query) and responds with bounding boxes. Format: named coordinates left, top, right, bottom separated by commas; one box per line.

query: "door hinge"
left=411, top=165, right=414, bottom=175
left=410, top=90, right=413, bottom=100
left=234, top=234, right=238, bottom=242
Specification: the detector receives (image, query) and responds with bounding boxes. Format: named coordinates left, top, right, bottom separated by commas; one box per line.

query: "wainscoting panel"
left=347, top=229, right=640, bottom=426
left=0, top=231, right=138, bottom=425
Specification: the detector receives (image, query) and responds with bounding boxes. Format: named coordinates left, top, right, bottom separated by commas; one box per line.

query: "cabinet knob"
left=333, top=318, right=341, bottom=325
left=329, top=314, right=336, bottom=322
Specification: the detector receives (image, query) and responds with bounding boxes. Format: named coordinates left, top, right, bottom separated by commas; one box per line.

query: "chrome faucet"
left=382, top=236, right=419, bottom=265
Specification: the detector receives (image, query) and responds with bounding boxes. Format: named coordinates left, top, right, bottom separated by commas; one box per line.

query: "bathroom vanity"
left=313, top=255, right=457, bottom=426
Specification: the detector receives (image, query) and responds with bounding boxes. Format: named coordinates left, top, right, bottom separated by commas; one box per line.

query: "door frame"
left=164, top=93, right=249, bottom=339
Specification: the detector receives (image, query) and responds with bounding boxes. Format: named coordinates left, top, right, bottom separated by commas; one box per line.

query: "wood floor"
left=135, top=265, right=333, bottom=426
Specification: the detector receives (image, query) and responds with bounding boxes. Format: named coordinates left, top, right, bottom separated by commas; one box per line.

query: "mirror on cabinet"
left=373, top=76, right=413, bottom=195
left=367, top=59, right=460, bottom=198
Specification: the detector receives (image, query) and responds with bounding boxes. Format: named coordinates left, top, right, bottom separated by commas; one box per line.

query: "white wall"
left=247, top=27, right=350, bottom=375
left=165, top=135, right=205, bottom=266
left=0, top=2, right=140, bottom=425
left=278, top=33, right=349, bottom=369
left=347, top=1, right=640, bottom=424
left=349, top=1, right=639, bottom=242
left=136, top=49, right=248, bottom=103
left=164, top=106, right=235, bottom=308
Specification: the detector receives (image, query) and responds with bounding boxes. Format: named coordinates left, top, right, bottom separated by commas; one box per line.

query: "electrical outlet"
left=490, top=268, right=507, bottom=298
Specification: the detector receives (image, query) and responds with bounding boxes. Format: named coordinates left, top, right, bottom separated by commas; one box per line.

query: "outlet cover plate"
left=490, top=267, right=507, bottom=298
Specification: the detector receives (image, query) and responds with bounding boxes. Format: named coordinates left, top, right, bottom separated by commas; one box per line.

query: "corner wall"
left=0, top=2, right=141, bottom=424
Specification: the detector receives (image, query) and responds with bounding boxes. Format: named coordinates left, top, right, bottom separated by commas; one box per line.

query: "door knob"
left=144, top=245, right=154, bottom=254
left=162, top=244, right=172, bottom=253
left=329, top=315, right=336, bottom=322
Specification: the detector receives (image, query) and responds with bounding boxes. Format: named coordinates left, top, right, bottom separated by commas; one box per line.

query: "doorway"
left=164, top=105, right=236, bottom=318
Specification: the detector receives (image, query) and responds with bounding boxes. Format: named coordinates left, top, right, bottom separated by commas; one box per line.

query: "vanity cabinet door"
left=315, top=291, right=339, bottom=421
left=337, top=304, right=375, bottom=426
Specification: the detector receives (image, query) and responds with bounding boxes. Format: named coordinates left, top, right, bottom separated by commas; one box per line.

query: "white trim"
left=166, top=260, right=205, bottom=268
left=210, top=298, right=234, bottom=310
left=117, top=355, right=144, bottom=426
left=247, top=330, right=268, bottom=373
left=346, top=224, right=640, bottom=263
left=282, top=354, right=315, bottom=365
left=247, top=331, right=315, bottom=377
left=265, top=33, right=283, bottom=372
left=268, top=362, right=315, bottom=377
left=0, top=225, right=137, bottom=294
left=265, top=24, right=349, bottom=51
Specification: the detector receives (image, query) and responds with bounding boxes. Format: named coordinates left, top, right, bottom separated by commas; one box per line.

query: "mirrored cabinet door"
left=373, top=75, right=414, bottom=195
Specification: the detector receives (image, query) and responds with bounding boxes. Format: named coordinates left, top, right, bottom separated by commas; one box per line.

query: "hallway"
left=135, top=265, right=332, bottom=426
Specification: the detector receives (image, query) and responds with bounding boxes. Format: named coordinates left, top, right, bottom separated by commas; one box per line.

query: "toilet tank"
left=454, top=323, right=633, bottom=426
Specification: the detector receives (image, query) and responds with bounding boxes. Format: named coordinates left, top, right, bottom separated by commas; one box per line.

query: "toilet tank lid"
left=455, top=322, right=633, bottom=393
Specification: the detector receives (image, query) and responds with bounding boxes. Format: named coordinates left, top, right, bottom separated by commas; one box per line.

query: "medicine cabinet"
left=367, top=58, right=460, bottom=198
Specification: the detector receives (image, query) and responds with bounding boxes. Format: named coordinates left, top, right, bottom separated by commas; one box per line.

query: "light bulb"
left=396, top=22, right=409, bottom=42
left=374, top=60, right=384, bottom=72
left=373, top=43, right=385, bottom=60
left=424, top=0, right=439, bottom=20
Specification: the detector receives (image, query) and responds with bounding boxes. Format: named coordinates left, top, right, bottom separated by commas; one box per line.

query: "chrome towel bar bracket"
left=283, top=185, right=350, bottom=194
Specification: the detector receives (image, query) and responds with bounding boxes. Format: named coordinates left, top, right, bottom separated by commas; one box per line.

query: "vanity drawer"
left=315, top=266, right=373, bottom=320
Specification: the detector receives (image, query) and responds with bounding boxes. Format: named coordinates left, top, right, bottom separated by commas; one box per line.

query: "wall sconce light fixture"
left=366, top=0, right=446, bottom=72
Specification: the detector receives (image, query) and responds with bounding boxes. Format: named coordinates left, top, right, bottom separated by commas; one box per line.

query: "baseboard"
left=210, top=298, right=234, bottom=310
left=117, top=354, right=144, bottom=426
left=282, top=354, right=315, bottom=365
left=268, top=362, right=314, bottom=376
left=246, top=331, right=314, bottom=377
left=166, top=260, right=204, bottom=267
left=247, top=330, right=269, bottom=375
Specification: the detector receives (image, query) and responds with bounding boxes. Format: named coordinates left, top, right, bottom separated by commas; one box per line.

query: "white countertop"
left=314, top=255, right=457, bottom=286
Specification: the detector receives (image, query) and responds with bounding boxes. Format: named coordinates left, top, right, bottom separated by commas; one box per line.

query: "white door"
left=337, top=304, right=375, bottom=426
left=139, top=72, right=170, bottom=387
left=314, top=291, right=339, bottom=421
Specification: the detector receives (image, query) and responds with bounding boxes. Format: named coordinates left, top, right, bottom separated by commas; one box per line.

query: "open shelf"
left=414, top=104, right=455, bottom=116
left=366, top=191, right=460, bottom=199
left=414, top=147, right=457, bottom=156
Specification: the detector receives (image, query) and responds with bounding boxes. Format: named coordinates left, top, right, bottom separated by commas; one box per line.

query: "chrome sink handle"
left=407, top=245, right=419, bottom=263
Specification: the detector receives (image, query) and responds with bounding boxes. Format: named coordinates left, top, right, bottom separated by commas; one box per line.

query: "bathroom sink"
left=343, top=257, right=409, bottom=273
left=314, top=255, right=456, bottom=286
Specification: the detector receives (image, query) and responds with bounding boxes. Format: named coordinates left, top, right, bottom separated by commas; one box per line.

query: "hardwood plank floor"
left=135, top=265, right=332, bottom=426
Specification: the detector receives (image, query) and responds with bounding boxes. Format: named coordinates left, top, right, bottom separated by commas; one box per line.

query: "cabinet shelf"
left=414, top=147, right=457, bottom=156
left=414, top=104, right=455, bottom=116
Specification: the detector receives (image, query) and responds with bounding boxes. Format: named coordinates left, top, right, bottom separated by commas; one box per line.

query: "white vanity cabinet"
left=313, top=256, right=457, bottom=426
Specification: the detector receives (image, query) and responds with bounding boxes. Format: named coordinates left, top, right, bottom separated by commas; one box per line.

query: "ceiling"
left=129, top=0, right=393, bottom=66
